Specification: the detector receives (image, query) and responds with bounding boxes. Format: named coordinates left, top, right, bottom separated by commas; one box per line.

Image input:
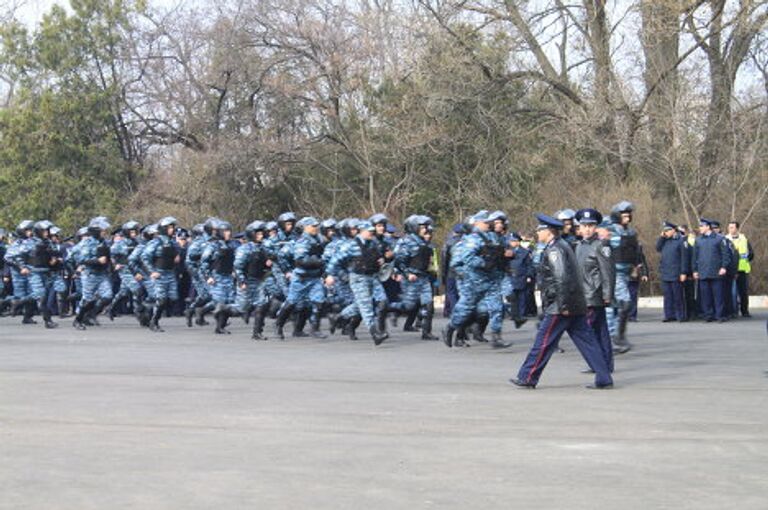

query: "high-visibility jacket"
left=730, top=234, right=753, bottom=273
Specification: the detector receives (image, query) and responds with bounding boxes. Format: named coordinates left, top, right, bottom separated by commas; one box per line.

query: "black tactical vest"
left=408, top=244, right=432, bottom=272
left=351, top=238, right=380, bottom=275
left=213, top=243, right=235, bottom=274
left=156, top=241, right=178, bottom=270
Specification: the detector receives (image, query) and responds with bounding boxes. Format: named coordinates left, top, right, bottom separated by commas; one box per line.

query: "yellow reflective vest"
left=730, top=234, right=751, bottom=273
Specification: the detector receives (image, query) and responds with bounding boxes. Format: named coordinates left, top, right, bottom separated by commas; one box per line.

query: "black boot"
left=184, top=306, right=195, bottom=327
left=149, top=299, right=166, bottom=332
left=93, top=298, right=110, bottom=322
left=370, top=325, right=387, bottom=346
left=40, top=298, right=57, bottom=329
left=195, top=302, right=214, bottom=326
left=310, top=312, right=327, bottom=339
left=267, top=297, right=283, bottom=319
left=347, top=315, right=362, bottom=340
left=213, top=304, right=230, bottom=335
left=251, top=305, right=268, bottom=340
left=472, top=314, right=490, bottom=342
left=375, top=302, right=389, bottom=340
left=21, top=299, right=37, bottom=324
left=614, top=302, right=633, bottom=354
left=274, top=302, right=295, bottom=340
left=293, top=308, right=310, bottom=338
left=241, top=303, right=254, bottom=325
left=108, top=294, right=126, bottom=321
left=73, top=300, right=95, bottom=330
left=442, top=324, right=456, bottom=348
left=402, top=308, right=419, bottom=332
left=10, top=299, right=24, bottom=317
left=420, top=303, right=438, bottom=340
left=330, top=314, right=347, bottom=335
left=56, top=292, right=70, bottom=318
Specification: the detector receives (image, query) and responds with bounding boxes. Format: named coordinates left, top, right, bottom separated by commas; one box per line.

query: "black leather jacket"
left=538, top=238, right=586, bottom=316
left=576, top=235, right=615, bottom=307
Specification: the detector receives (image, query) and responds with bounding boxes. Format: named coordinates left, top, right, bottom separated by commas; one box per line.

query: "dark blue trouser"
left=586, top=307, right=613, bottom=373
left=443, top=277, right=459, bottom=318
left=662, top=281, right=686, bottom=321
left=628, top=280, right=639, bottom=320
left=517, top=314, right=613, bottom=387
left=699, top=278, right=724, bottom=320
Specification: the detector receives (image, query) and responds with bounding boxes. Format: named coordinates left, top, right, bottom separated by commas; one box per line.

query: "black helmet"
left=192, top=223, right=205, bottom=237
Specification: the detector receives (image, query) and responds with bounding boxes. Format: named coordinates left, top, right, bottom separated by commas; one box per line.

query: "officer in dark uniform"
left=693, top=218, right=730, bottom=322
left=678, top=225, right=697, bottom=320
left=575, top=209, right=614, bottom=373
left=173, top=228, right=191, bottom=316
left=656, top=221, right=689, bottom=322
left=712, top=221, right=739, bottom=318
left=510, top=213, right=613, bottom=389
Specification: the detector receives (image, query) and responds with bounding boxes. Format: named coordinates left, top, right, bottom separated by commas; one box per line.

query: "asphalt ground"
left=1, top=311, right=767, bottom=509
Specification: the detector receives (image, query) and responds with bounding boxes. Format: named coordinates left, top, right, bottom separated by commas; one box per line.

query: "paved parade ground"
left=1, top=312, right=767, bottom=509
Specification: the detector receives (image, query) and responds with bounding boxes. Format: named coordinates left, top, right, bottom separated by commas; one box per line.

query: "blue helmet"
left=143, top=223, right=159, bottom=238
left=369, top=213, right=388, bottom=226
left=158, top=216, right=178, bottom=228
left=555, top=209, right=576, bottom=222
left=338, top=218, right=360, bottom=238
left=245, top=220, right=266, bottom=240
left=16, top=220, right=34, bottom=237
left=122, top=221, right=141, bottom=234
left=87, top=217, right=111, bottom=237
left=33, top=220, right=54, bottom=237
left=488, top=210, right=508, bottom=223
left=277, top=212, right=297, bottom=230
left=265, top=221, right=278, bottom=232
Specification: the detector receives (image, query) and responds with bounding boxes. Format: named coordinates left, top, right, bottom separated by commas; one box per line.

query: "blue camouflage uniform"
left=186, top=234, right=212, bottom=304
left=328, top=234, right=380, bottom=327
left=78, top=236, right=114, bottom=304
left=393, top=232, right=434, bottom=312
left=448, top=228, right=503, bottom=330
left=200, top=238, right=239, bottom=306
left=323, top=234, right=354, bottom=309
left=18, top=223, right=60, bottom=325
left=110, top=236, right=141, bottom=312
left=605, top=202, right=640, bottom=351
left=234, top=239, right=273, bottom=312
left=5, top=236, right=34, bottom=306
left=273, top=223, right=327, bottom=338
left=141, top=234, right=179, bottom=302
